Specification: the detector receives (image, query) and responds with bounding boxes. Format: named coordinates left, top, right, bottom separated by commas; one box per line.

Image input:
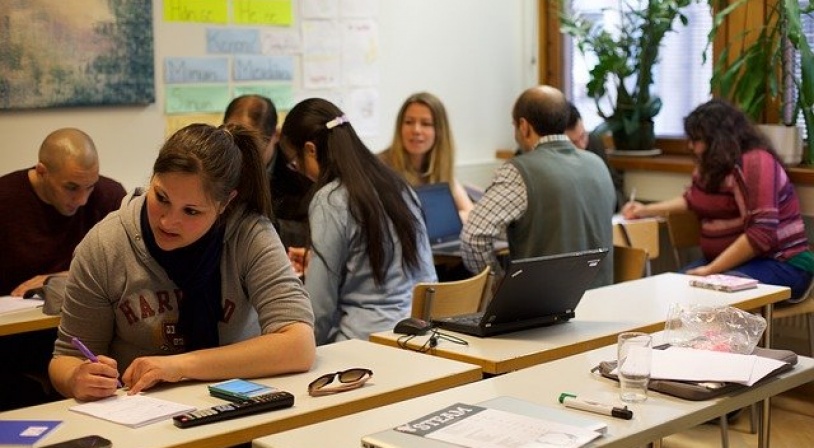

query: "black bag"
left=592, top=345, right=797, bottom=401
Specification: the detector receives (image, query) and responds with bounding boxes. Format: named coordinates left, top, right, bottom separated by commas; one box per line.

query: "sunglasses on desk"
left=308, top=368, right=373, bottom=397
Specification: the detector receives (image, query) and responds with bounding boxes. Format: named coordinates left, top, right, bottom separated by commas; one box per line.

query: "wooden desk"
left=254, top=339, right=814, bottom=448
left=370, top=273, right=789, bottom=375
left=0, top=307, right=59, bottom=337
left=0, top=339, right=481, bottom=448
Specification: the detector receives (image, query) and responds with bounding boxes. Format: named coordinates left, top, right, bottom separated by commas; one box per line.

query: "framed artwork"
left=0, top=0, right=154, bottom=110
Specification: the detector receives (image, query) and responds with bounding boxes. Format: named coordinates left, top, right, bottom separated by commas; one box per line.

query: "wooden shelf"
left=607, top=154, right=814, bottom=185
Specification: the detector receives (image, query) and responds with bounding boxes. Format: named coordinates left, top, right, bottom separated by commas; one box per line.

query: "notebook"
left=69, top=394, right=195, bottom=428
left=415, top=183, right=506, bottom=256
left=360, top=396, right=606, bottom=448
left=432, top=248, right=608, bottom=337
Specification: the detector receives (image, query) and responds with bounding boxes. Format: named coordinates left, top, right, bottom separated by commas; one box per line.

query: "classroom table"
left=0, top=306, right=59, bottom=337
left=370, top=273, right=789, bottom=375
left=254, top=338, right=814, bottom=448
left=0, top=339, right=481, bottom=448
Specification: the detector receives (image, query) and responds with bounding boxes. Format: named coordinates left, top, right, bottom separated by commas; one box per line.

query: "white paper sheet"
left=651, top=347, right=787, bottom=385
left=0, top=295, right=43, bottom=315
left=70, top=393, right=195, bottom=428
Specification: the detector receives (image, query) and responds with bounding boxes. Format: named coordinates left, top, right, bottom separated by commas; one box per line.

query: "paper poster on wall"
left=233, top=56, right=295, bottom=81
left=303, top=56, right=341, bottom=89
left=343, top=88, right=379, bottom=138
left=164, top=0, right=227, bottom=24
left=165, top=114, right=223, bottom=137
left=165, top=85, right=231, bottom=114
left=342, top=19, right=379, bottom=86
left=261, top=28, right=302, bottom=54
left=207, top=29, right=261, bottom=54
left=165, top=58, right=230, bottom=84
left=234, top=84, right=296, bottom=110
left=233, top=0, right=293, bottom=25
left=302, top=20, right=341, bottom=55
left=341, top=0, right=378, bottom=18
left=301, top=0, right=339, bottom=19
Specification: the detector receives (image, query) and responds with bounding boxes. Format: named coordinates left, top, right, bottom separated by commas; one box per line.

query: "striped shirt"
left=685, top=149, right=809, bottom=262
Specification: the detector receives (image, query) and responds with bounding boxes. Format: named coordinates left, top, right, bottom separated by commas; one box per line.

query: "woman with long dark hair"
left=623, top=99, right=813, bottom=302
left=280, top=98, right=436, bottom=344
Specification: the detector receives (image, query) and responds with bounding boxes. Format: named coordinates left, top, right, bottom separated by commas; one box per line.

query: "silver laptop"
left=361, top=396, right=607, bottom=448
left=432, top=249, right=608, bottom=337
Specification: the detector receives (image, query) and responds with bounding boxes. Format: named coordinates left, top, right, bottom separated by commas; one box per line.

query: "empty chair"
left=613, top=245, right=649, bottom=283
left=412, top=267, right=491, bottom=321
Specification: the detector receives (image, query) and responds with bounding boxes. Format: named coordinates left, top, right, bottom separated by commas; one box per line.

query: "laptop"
left=432, top=248, right=608, bottom=337
left=415, top=183, right=506, bottom=256
left=360, top=396, right=607, bottom=448
left=415, top=183, right=465, bottom=255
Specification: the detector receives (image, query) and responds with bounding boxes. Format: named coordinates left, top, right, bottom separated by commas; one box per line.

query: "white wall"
left=0, top=0, right=536, bottom=191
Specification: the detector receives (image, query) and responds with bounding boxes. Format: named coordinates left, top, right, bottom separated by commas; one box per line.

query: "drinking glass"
left=617, top=332, right=652, bottom=403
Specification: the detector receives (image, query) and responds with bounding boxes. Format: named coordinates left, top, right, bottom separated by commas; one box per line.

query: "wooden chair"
left=613, top=245, right=649, bottom=283
left=665, top=210, right=701, bottom=269
left=773, top=276, right=814, bottom=356
left=411, top=267, right=491, bottom=321
left=612, top=218, right=659, bottom=275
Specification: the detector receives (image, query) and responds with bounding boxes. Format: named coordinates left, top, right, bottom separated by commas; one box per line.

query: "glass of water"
left=617, top=332, right=652, bottom=403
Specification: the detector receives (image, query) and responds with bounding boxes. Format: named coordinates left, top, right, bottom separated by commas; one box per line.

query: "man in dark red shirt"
left=0, top=128, right=126, bottom=297
left=0, top=128, right=126, bottom=410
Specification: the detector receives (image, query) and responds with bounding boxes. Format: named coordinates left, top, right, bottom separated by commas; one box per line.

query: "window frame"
left=539, top=0, right=775, bottom=156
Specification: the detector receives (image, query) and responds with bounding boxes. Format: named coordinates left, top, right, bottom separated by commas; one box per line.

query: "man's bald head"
left=39, top=128, right=99, bottom=172
left=32, top=128, right=101, bottom=216
left=512, top=85, right=570, bottom=137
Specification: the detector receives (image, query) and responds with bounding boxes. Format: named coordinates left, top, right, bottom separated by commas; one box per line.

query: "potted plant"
left=708, top=0, right=814, bottom=165
left=560, top=0, right=695, bottom=152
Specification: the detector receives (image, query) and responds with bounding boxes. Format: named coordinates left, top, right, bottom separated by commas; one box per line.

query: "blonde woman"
left=379, top=92, right=473, bottom=221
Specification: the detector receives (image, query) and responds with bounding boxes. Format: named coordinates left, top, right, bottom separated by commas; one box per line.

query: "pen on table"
left=71, top=336, right=123, bottom=388
left=558, top=393, right=633, bottom=420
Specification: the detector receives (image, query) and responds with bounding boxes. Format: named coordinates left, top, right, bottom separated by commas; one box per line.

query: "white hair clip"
left=325, top=115, right=349, bottom=130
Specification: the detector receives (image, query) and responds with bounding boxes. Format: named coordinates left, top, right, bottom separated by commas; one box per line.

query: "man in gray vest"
left=461, top=85, right=615, bottom=288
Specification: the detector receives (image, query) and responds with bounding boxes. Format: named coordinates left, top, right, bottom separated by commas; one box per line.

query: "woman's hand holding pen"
left=621, top=200, right=646, bottom=220
left=70, top=355, right=120, bottom=401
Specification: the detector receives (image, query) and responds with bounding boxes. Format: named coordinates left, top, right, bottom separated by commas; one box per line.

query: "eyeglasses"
left=275, top=141, right=300, bottom=173
left=307, top=368, right=373, bottom=397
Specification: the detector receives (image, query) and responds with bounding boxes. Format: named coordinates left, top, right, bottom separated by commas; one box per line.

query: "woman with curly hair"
left=622, top=99, right=813, bottom=302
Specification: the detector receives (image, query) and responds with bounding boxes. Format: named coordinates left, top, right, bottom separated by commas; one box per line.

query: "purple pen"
left=71, top=336, right=122, bottom=388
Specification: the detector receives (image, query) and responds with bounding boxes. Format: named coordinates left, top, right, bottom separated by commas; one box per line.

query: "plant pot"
left=612, top=121, right=656, bottom=152
left=756, top=124, right=802, bottom=166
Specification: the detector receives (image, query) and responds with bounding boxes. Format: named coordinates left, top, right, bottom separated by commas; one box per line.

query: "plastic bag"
left=663, top=304, right=766, bottom=354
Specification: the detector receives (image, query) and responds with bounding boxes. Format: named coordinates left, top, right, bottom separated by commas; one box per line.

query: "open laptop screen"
left=415, top=183, right=462, bottom=245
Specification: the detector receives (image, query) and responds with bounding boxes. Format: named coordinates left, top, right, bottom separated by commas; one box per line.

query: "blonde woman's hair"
left=386, top=92, right=455, bottom=185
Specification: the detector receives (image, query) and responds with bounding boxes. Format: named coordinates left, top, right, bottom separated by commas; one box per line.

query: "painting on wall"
left=0, top=0, right=154, bottom=110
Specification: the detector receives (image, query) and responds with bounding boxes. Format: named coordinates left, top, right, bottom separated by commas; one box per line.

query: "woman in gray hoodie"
left=49, top=124, right=315, bottom=402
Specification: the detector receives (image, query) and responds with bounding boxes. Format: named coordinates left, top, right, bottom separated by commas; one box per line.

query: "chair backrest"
left=613, top=245, right=649, bottom=283
left=612, top=218, right=660, bottom=260
left=666, top=210, right=701, bottom=268
left=411, top=266, right=491, bottom=320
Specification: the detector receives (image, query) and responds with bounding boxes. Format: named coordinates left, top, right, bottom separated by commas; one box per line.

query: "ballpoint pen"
left=558, top=393, right=633, bottom=420
left=71, top=336, right=123, bottom=388
left=628, top=187, right=637, bottom=204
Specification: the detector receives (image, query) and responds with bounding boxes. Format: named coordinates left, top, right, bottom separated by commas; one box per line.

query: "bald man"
left=461, top=86, right=616, bottom=287
left=0, top=128, right=125, bottom=410
left=0, top=128, right=126, bottom=296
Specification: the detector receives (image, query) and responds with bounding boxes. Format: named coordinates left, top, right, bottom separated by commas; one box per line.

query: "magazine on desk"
left=688, top=274, right=759, bottom=292
left=370, top=397, right=605, bottom=448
